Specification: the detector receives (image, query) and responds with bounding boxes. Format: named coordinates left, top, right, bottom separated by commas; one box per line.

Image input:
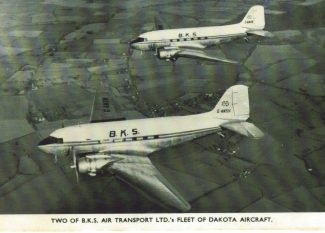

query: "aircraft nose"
left=37, top=143, right=49, bottom=153
left=38, top=139, right=47, bottom=153
left=129, top=37, right=144, bottom=49
left=129, top=41, right=136, bottom=49
left=37, top=138, right=51, bottom=154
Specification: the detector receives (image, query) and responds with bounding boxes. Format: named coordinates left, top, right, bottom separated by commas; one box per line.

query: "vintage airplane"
left=38, top=85, right=263, bottom=211
left=130, top=5, right=272, bottom=63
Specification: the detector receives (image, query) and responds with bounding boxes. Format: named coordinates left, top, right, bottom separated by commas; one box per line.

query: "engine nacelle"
left=77, top=154, right=118, bottom=176
left=156, top=48, right=179, bottom=61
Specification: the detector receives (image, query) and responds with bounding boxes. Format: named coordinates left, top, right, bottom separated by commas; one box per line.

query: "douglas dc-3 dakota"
left=130, top=5, right=272, bottom=63
left=38, top=85, right=263, bottom=211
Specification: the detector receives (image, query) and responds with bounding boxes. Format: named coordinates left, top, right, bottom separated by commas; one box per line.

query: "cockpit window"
left=130, top=37, right=145, bottom=44
left=39, top=136, right=63, bottom=145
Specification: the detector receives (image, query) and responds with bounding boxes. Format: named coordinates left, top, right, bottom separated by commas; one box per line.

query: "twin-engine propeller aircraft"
left=38, top=85, right=263, bottom=211
left=130, top=5, right=272, bottom=63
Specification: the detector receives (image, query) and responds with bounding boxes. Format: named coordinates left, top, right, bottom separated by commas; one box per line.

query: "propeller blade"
left=71, top=147, right=79, bottom=183
left=127, top=41, right=133, bottom=56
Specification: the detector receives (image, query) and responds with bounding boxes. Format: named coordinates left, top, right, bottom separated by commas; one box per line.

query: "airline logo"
left=217, top=100, right=231, bottom=113
left=109, top=128, right=139, bottom=138
left=178, top=32, right=197, bottom=38
left=245, top=11, right=255, bottom=24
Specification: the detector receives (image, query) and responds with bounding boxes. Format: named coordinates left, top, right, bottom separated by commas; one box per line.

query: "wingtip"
left=231, top=60, right=240, bottom=64
left=224, top=59, right=239, bottom=64
left=178, top=201, right=191, bottom=212
left=251, top=131, right=264, bottom=140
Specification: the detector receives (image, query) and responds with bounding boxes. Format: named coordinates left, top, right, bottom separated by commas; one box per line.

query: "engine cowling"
left=77, top=154, right=118, bottom=176
left=156, top=48, right=179, bottom=61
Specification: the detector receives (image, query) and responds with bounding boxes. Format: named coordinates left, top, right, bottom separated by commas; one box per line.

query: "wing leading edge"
left=108, top=154, right=191, bottom=212
left=89, top=86, right=126, bottom=123
left=176, top=49, right=238, bottom=64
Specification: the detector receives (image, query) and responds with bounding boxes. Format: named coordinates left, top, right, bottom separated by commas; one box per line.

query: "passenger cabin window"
left=39, top=136, right=63, bottom=145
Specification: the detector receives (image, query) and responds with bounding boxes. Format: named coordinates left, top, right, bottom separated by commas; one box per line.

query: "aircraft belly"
left=44, top=145, right=69, bottom=156
left=110, top=130, right=218, bottom=154
left=152, top=41, right=170, bottom=50
left=201, top=39, right=220, bottom=46
left=72, top=143, right=106, bottom=154
left=107, top=141, right=156, bottom=155
left=153, top=130, right=216, bottom=148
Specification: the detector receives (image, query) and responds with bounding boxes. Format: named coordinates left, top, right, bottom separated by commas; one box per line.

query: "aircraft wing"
left=89, top=85, right=126, bottom=123
left=176, top=43, right=207, bottom=49
left=107, top=154, right=191, bottom=212
left=154, top=14, right=170, bottom=30
left=176, top=49, right=238, bottom=64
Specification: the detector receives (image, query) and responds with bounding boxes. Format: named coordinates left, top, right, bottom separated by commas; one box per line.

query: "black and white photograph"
left=0, top=0, right=324, bottom=231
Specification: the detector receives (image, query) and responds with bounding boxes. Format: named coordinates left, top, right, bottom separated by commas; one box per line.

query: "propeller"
left=70, top=146, right=79, bottom=182
left=127, top=41, right=133, bottom=56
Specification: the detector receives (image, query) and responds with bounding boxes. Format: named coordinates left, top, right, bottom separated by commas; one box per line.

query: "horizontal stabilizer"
left=222, top=122, right=264, bottom=139
left=247, top=30, right=274, bottom=37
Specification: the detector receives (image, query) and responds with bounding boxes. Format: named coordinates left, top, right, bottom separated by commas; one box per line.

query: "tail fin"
left=210, top=85, right=249, bottom=121
left=240, top=5, right=265, bottom=30
left=209, top=85, right=264, bottom=139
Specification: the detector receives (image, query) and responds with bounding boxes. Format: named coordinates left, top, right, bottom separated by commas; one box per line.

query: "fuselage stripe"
left=140, top=33, right=246, bottom=45
left=61, top=126, right=220, bottom=146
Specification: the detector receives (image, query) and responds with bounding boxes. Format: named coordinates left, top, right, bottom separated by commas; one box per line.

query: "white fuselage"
left=131, top=24, right=247, bottom=51
left=37, top=84, right=254, bottom=211
left=39, top=112, right=229, bottom=157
